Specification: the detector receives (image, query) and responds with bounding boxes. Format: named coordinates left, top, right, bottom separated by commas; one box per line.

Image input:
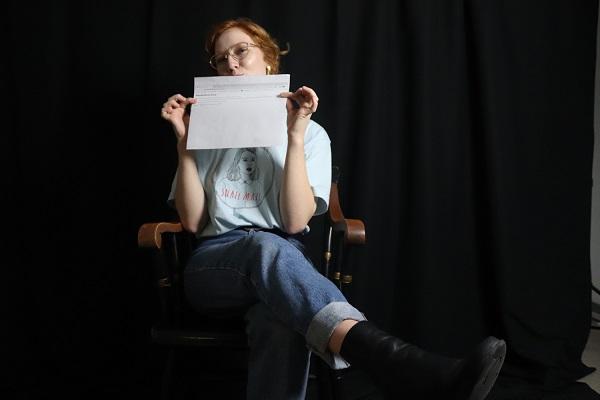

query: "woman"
left=160, top=17, right=505, bottom=400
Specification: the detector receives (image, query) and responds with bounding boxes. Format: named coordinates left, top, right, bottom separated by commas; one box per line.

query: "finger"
left=301, top=104, right=316, bottom=115
left=281, top=88, right=318, bottom=113
left=162, top=103, right=181, bottom=115
left=164, top=100, right=179, bottom=110
left=291, top=87, right=317, bottom=113
left=171, top=98, right=189, bottom=108
left=170, top=94, right=186, bottom=103
left=169, top=94, right=196, bottom=109
left=294, top=87, right=315, bottom=102
left=299, top=86, right=319, bottom=107
left=310, top=96, right=319, bottom=113
left=160, top=109, right=171, bottom=120
left=281, top=90, right=310, bottom=102
left=280, top=92, right=299, bottom=111
left=161, top=102, right=173, bottom=113
left=164, top=104, right=178, bottom=113
left=283, top=92, right=305, bottom=109
left=285, top=98, right=296, bottom=113
left=299, top=86, right=318, bottom=99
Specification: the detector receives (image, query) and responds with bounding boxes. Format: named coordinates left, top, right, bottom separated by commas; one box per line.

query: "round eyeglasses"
left=209, top=42, right=259, bottom=71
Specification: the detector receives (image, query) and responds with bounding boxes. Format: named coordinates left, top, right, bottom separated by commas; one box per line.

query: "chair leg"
left=161, top=348, right=175, bottom=400
left=329, top=368, right=343, bottom=400
left=313, top=355, right=334, bottom=400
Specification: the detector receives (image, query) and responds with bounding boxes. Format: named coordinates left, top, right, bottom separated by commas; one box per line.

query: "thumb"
left=285, top=98, right=295, bottom=113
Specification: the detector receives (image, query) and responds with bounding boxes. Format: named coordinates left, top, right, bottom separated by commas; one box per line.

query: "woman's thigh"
left=184, top=230, right=259, bottom=311
left=183, top=229, right=313, bottom=311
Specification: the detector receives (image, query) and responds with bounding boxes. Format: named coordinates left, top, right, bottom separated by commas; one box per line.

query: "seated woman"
left=160, top=17, right=506, bottom=400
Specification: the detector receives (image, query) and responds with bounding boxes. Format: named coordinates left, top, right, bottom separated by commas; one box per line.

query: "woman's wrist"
left=177, top=139, right=190, bottom=155
left=287, top=129, right=306, bottom=147
left=287, top=137, right=305, bottom=152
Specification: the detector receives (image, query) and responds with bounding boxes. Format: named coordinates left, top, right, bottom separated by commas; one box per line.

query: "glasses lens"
left=210, top=42, right=253, bottom=70
left=231, top=42, right=250, bottom=60
left=210, top=53, right=227, bottom=69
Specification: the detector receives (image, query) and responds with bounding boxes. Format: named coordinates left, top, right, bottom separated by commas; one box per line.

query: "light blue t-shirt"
left=168, top=120, right=332, bottom=237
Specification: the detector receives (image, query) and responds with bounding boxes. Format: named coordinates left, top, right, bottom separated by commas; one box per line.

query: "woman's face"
left=213, top=28, right=267, bottom=76
left=238, top=150, right=257, bottom=176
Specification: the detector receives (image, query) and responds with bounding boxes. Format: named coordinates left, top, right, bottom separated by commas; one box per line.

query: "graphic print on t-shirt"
left=215, top=147, right=274, bottom=209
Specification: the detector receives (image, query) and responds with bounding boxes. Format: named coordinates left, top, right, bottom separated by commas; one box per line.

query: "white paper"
left=187, top=74, right=290, bottom=149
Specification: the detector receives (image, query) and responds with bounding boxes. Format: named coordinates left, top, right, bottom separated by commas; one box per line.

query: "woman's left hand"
left=279, top=86, right=319, bottom=141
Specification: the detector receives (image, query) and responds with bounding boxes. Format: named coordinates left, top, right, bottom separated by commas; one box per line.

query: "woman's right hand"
left=160, top=94, right=197, bottom=141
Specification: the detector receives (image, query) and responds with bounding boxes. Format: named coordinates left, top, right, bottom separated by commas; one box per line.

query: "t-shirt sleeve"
left=305, top=122, right=332, bottom=215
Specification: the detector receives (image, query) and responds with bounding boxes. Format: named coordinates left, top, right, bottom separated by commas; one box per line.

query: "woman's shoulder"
left=306, top=120, right=330, bottom=143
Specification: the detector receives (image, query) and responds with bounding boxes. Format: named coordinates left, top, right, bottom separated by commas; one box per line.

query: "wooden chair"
left=138, top=166, right=373, bottom=399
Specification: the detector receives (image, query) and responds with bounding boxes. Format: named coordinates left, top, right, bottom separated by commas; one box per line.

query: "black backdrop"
left=4, top=1, right=599, bottom=399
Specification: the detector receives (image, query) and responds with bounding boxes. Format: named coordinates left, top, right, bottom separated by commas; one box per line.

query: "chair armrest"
left=328, top=183, right=366, bottom=245
left=138, top=222, right=184, bottom=249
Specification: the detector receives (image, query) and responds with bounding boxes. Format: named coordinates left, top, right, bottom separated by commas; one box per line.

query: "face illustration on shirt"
left=238, top=150, right=257, bottom=182
left=227, top=148, right=259, bottom=182
left=217, top=148, right=274, bottom=210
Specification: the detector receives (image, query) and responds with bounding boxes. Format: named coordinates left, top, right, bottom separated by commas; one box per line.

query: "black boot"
left=339, top=321, right=506, bottom=400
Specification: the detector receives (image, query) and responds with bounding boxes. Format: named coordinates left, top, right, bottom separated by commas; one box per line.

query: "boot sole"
left=467, top=339, right=506, bottom=400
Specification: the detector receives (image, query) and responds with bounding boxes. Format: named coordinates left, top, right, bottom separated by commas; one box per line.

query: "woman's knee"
left=246, top=232, right=287, bottom=253
left=246, top=232, right=308, bottom=264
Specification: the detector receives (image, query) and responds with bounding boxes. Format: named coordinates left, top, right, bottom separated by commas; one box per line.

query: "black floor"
left=154, top=346, right=385, bottom=400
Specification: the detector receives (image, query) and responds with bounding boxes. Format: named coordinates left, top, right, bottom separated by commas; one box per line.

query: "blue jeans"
left=184, top=228, right=366, bottom=400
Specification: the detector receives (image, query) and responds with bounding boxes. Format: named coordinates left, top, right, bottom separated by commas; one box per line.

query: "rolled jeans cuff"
left=305, top=301, right=367, bottom=370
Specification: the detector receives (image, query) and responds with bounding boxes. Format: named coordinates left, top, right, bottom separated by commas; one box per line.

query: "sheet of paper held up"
left=187, top=74, right=290, bottom=149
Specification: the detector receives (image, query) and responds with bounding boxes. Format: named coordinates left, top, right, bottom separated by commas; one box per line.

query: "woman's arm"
left=161, top=94, right=209, bottom=234
left=174, top=143, right=209, bottom=234
left=278, top=86, right=320, bottom=234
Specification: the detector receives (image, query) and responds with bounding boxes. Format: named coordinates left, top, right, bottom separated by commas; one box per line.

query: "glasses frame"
left=209, top=42, right=260, bottom=71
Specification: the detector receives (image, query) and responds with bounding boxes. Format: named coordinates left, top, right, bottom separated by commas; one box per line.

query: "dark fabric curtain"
left=5, top=1, right=598, bottom=399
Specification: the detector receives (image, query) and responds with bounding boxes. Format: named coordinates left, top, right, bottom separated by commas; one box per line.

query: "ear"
left=266, top=65, right=272, bottom=75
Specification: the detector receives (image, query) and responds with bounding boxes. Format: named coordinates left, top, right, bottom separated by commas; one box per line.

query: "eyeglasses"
left=209, top=42, right=259, bottom=70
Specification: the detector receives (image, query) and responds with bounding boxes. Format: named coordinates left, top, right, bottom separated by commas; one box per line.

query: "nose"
left=226, top=55, right=239, bottom=73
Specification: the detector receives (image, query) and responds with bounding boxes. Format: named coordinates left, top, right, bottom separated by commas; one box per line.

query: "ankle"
left=328, top=319, right=360, bottom=354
